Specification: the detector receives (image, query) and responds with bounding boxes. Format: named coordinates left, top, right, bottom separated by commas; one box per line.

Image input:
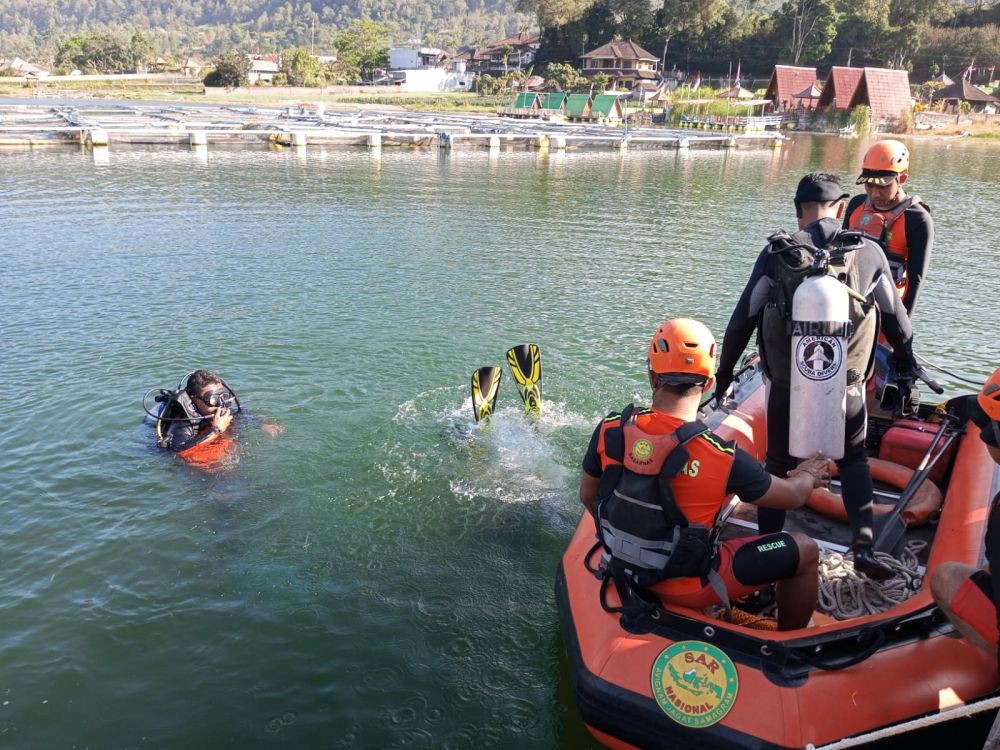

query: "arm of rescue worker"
left=168, top=408, right=232, bottom=452
left=726, top=448, right=828, bottom=510
left=868, top=252, right=916, bottom=370
left=168, top=419, right=206, bottom=452
left=580, top=419, right=606, bottom=514
left=716, top=249, right=771, bottom=399
left=900, top=207, right=933, bottom=316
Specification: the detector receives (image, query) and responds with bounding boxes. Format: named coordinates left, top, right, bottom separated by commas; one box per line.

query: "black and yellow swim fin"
left=471, top=366, right=502, bottom=423
left=506, top=344, right=542, bottom=419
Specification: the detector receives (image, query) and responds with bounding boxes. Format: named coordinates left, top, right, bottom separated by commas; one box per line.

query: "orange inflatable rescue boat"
left=557, top=359, right=1000, bottom=749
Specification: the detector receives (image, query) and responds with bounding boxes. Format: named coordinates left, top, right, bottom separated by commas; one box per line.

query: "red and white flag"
left=963, top=58, right=975, bottom=80
left=692, top=71, right=701, bottom=90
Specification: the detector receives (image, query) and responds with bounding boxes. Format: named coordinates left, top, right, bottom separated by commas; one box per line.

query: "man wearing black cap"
left=714, top=172, right=918, bottom=580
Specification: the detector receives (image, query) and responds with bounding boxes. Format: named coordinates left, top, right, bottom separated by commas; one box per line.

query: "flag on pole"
left=734, top=60, right=741, bottom=86
left=963, top=58, right=975, bottom=80
left=692, top=71, right=701, bottom=90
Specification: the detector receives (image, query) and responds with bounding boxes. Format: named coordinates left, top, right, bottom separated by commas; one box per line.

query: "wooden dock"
left=0, top=102, right=787, bottom=152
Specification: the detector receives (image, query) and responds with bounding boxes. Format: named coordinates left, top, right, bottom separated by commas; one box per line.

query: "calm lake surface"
left=1, top=133, right=997, bottom=748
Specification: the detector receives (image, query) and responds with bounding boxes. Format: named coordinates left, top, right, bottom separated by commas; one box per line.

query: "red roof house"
left=849, top=67, right=912, bottom=122
left=765, top=65, right=817, bottom=110
left=817, top=66, right=864, bottom=110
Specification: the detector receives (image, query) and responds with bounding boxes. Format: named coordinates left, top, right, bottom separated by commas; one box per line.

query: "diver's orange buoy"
left=805, top=457, right=942, bottom=527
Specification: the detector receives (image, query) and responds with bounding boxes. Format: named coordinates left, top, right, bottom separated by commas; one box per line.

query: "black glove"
left=714, top=373, right=733, bottom=404
left=887, top=350, right=917, bottom=376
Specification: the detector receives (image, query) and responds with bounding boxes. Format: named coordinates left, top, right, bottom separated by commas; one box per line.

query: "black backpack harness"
left=591, top=404, right=732, bottom=619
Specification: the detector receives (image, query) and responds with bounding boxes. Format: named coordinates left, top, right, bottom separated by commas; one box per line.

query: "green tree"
left=656, top=0, right=731, bottom=57
left=590, top=71, right=610, bottom=93
left=281, top=48, right=326, bottom=87
left=775, top=0, right=841, bottom=65
left=56, top=33, right=134, bottom=73
left=210, top=49, right=250, bottom=87
left=543, top=61, right=584, bottom=90
left=500, top=43, right=513, bottom=73
left=130, top=31, right=154, bottom=69
left=334, top=19, right=390, bottom=83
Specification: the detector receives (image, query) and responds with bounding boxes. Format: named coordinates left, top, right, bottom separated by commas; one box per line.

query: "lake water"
left=1, top=134, right=997, bottom=748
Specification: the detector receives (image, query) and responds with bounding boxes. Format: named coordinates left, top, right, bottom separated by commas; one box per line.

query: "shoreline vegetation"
left=3, top=77, right=999, bottom=142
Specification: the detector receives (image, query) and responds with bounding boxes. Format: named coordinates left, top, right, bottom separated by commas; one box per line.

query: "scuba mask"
left=195, top=388, right=232, bottom=409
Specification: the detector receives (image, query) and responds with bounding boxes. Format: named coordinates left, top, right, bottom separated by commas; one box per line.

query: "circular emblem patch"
left=651, top=641, right=738, bottom=728
left=630, top=438, right=654, bottom=464
left=795, top=335, right=842, bottom=381
left=859, top=214, right=872, bottom=227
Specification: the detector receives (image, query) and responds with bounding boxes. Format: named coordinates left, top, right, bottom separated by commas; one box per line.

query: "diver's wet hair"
left=186, top=369, right=222, bottom=397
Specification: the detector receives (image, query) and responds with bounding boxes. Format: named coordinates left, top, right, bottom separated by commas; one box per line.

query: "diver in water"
left=153, top=369, right=237, bottom=453
left=145, top=369, right=283, bottom=457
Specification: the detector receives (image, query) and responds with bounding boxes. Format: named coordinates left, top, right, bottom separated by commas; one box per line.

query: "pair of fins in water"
left=472, top=344, right=541, bottom=423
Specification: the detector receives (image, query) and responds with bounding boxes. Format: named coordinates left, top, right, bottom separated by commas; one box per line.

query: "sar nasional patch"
left=651, top=641, right=738, bottom=728
left=795, top=334, right=842, bottom=381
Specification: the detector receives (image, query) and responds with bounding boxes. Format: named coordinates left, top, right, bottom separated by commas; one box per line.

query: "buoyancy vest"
left=156, top=390, right=210, bottom=450
left=848, top=195, right=927, bottom=295
left=594, top=404, right=735, bottom=591
left=759, top=229, right=878, bottom=388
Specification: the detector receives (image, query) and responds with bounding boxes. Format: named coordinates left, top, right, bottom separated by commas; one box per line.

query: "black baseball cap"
left=794, top=173, right=850, bottom=204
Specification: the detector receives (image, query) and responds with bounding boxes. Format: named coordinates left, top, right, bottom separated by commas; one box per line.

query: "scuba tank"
left=789, top=263, right=851, bottom=460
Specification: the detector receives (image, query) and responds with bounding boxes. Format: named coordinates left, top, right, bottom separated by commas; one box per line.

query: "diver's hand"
left=213, top=408, right=233, bottom=433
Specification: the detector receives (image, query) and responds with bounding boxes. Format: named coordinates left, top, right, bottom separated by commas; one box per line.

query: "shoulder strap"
left=603, top=403, right=634, bottom=463
left=656, top=421, right=710, bottom=528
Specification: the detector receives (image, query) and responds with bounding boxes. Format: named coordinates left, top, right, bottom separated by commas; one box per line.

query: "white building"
left=389, top=45, right=447, bottom=70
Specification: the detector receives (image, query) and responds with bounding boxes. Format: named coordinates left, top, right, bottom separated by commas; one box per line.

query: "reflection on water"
left=0, top=135, right=996, bottom=747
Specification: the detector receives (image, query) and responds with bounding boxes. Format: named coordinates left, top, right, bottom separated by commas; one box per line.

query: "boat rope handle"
left=805, top=694, right=1000, bottom=749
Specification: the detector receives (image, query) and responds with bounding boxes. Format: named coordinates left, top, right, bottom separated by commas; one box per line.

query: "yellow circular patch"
left=651, top=641, right=738, bottom=728
left=631, top=438, right=653, bottom=461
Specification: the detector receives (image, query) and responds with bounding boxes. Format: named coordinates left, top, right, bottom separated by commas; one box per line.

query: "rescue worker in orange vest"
left=844, top=140, right=933, bottom=317
left=930, top=368, right=1000, bottom=658
left=580, top=318, right=827, bottom=630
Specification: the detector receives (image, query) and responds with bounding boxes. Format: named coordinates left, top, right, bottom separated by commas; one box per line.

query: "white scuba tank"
left=789, top=273, right=851, bottom=459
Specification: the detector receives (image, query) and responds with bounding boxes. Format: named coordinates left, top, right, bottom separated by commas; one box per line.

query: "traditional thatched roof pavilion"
left=719, top=85, right=755, bottom=99
left=932, top=78, right=1000, bottom=111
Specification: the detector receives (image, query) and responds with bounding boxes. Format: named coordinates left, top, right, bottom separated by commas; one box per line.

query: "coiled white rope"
left=817, top=541, right=927, bottom=619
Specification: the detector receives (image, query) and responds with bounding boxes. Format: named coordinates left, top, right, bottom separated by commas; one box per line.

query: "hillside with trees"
left=2, top=0, right=999, bottom=85
left=0, top=0, right=528, bottom=59
left=517, top=0, right=1000, bottom=83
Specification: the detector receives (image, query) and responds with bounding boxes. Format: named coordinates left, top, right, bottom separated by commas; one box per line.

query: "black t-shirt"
left=582, top=418, right=773, bottom=503
left=971, top=400, right=1000, bottom=449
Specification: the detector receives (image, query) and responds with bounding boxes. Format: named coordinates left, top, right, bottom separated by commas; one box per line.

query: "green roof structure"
left=589, top=94, right=623, bottom=119
left=538, top=92, right=568, bottom=111
left=564, top=93, right=592, bottom=118
left=512, top=92, right=540, bottom=109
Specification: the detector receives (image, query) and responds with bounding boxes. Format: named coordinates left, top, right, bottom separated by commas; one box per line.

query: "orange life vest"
left=596, top=407, right=737, bottom=596
left=847, top=195, right=923, bottom=298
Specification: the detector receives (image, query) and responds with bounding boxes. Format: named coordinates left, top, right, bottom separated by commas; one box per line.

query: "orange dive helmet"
left=648, top=318, right=716, bottom=389
left=979, top=368, right=1000, bottom=422
left=857, top=140, right=910, bottom=185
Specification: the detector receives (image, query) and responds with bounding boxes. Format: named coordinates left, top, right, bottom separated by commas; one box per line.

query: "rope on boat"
left=804, top=696, right=1000, bottom=750
left=816, top=541, right=927, bottom=620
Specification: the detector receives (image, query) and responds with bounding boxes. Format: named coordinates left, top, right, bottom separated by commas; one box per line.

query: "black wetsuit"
left=716, top=217, right=916, bottom=545
left=844, top=194, right=933, bottom=317
left=168, top=415, right=216, bottom=452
